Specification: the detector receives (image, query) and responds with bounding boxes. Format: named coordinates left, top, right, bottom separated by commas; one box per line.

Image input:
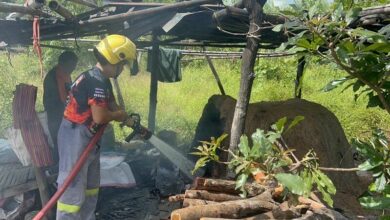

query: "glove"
left=121, top=113, right=140, bottom=128
left=129, top=113, right=141, bottom=129
left=137, top=125, right=152, bottom=140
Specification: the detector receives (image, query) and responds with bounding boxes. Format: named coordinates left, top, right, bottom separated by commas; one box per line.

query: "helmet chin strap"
left=114, top=65, right=121, bottom=79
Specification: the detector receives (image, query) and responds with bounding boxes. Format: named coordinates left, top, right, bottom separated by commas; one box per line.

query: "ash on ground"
left=96, top=137, right=186, bottom=220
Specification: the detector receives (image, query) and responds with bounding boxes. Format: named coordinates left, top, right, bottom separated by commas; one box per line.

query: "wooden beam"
left=0, top=180, right=38, bottom=199
left=34, top=167, right=54, bottom=219
left=49, top=1, right=76, bottom=21
left=0, top=172, right=57, bottom=200
left=148, top=31, right=159, bottom=132
left=203, top=47, right=226, bottom=95
left=0, top=2, right=51, bottom=17
left=79, top=0, right=218, bottom=27
left=107, top=2, right=224, bottom=10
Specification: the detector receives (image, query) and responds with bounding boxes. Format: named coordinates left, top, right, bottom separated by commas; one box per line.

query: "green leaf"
left=322, top=77, right=350, bottom=92
left=353, top=139, right=382, bottom=159
left=272, top=24, right=284, bottom=32
left=358, top=160, right=383, bottom=171
left=275, top=173, right=305, bottom=196
left=363, top=43, right=390, bottom=53
left=252, top=129, right=272, bottom=157
left=287, top=46, right=308, bottom=53
left=349, top=28, right=383, bottom=39
left=379, top=24, right=390, bottom=35
left=235, top=173, right=248, bottom=189
left=275, top=42, right=287, bottom=52
left=296, top=38, right=313, bottom=50
left=286, top=116, right=305, bottom=132
left=332, top=3, right=343, bottom=22
left=335, top=46, right=349, bottom=64
left=345, top=7, right=361, bottom=25
left=267, top=131, right=281, bottom=145
left=359, top=196, right=390, bottom=210
left=300, top=170, right=313, bottom=197
left=190, top=152, right=206, bottom=156
left=308, top=4, right=319, bottom=20
left=238, top=135, right=250, bottom=157
left=316, top=170, right=336, bottom=195
left=375, top=174, right=387, bottom=192
left=274, top=117, right=287, bottom=132
left=192, top=157, right=209, bottom=175
left=235, top=161, right=248, bottom=174
left=320, top=188, right=334, bottom=207
left=339, top=40, right=356, bottom=53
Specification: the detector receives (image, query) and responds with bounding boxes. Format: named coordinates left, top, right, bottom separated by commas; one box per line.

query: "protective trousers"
left=56, top=119, right=100, bottom=220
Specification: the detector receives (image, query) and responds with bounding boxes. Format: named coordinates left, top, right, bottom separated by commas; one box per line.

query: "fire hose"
left=33, top=116, right=151, bottom=220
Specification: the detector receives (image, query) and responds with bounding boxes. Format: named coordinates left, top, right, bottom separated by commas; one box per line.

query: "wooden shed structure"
left=0, top=1, right=389, bottom=218
left=1, top=0, right=389, bottom=130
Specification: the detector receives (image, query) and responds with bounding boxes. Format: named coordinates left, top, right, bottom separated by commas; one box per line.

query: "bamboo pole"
left=0, top=2, right=51, bottom=17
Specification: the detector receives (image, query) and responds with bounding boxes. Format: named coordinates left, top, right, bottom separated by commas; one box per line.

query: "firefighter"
left=43, top=51, right=78, bottom=161
left=56, top=35, right=137, bottom=220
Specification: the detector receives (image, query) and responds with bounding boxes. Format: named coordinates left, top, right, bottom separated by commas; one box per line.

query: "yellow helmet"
left=95, top=35, right=136, bottom=65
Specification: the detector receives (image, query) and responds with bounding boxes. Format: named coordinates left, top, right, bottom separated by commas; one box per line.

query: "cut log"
left=171, top=192, right=277, bottom=220
left=294, top=208, right=348, bottom=220
left=193, top=178, right=266, bottom=197
left=298, top=196, right=326, bottom=209
left=169, top=194, right=185, bottom=202
left=185, top=190, right=242, bottom=202
left=199, top=206, right=302, bottom=220
left=183, top=198, right=218, bottom=207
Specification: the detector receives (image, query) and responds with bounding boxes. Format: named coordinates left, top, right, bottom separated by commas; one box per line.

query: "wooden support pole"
left=49, top=1, right=76, bottom=21
left=79, top=0, right=217, bottom=27
left=203, top=47, right=226, bottom=95
left=148, top=31, right=159, bottom=132
left=227, top=0, right=265, bottom=177
left=34, top=167, right=54, bottom=219
left=294, top=56, right=305, bottom=99
left=0, top=2, right=51, bottom=17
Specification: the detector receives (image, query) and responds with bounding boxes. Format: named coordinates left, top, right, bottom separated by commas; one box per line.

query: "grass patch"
left=1, top=53, right=389, bottom=149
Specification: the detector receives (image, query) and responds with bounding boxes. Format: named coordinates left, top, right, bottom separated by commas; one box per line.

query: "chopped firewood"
left=298, top=196, right=326, bottom=209
left=309, top=192, right=323, bottom=204
left=183, top=198, right=217, bottom=207
left=168, top=194, right=185, bottom=202
left=272, top=184, right=284, bottom=198
left=294, top=208, right=348, bottom=220
left=252, top=171, right=266, bottom=184
left=184, top=190, right=242, bottom=202
left=194, top=178, right=266, bottom=197
left=199, top=205, right=301, bottom=220
left=171, top=191, right=278, bottom=220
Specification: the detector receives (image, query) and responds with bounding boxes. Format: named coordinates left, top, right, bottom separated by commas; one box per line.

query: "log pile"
left=169, top=178, right=348, bottom=220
